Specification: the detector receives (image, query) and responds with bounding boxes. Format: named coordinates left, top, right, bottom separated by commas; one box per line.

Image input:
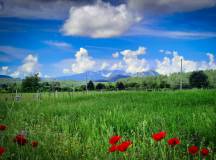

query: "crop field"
left=0, top=90, right=215, bottom=160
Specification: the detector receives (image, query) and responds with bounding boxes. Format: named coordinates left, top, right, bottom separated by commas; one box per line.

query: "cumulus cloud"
left=112, top=52, right=119, bottom=58
left=63, top=48, right=96, bottom=74
left=120, top=47, right=149, bottom=74
left=61, top=1, right=141, bottom=38
left=10, top=54, right=40, bottom=77
left=44, top=40, right=71, bottom=49
left=0, top=66, right=9, bottom=75
left=111, top=61, right=124, bottom=70
left=156, top=51, right=216, bottom=75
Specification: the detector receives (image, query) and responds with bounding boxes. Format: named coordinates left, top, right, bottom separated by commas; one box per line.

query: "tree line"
left=0, top=70, right=215, bottom=93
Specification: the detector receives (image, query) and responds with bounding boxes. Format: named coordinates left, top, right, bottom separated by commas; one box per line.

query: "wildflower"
left=109, top=135, right=121, bottom=145
left=0, top=147, right=5, bottom=156
left=14, top=134, right=28, bottom=145
left=0, top=124, right=6, bottom=131
left=108, top=145, right=117, bottom=152
left=152, top=131, right=166, bottom=141
left=167, top=138, right=180, bottom=146
left=31, top=141, right=38, bottom=148
left=188, top=145, right=199, bottom=155
left=201, top=148, right=209, bottom=156
left=117, top=141, right=132, bottom=152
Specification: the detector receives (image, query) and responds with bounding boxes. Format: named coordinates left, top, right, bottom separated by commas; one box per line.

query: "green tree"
left=22, top=73, right=40, bottom=92
left=116, top=81, right=125, bottom=90
left=96, top=83, right=106, bottom=90
left=189, top=71, right=209, bottom=88
left=87, top=80, right=95, bottom=90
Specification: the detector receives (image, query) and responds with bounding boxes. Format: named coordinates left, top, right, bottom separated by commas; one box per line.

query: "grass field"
left=0, top=90, right=215, bottom=160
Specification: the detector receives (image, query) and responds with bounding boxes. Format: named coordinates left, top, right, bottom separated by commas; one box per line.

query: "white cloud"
left=112, top=52, right=119, bottom=58
left=0, top=0, right=74, bottom=20
left=61, top=1, right=141, bottom=38
left=10, top=54, right=40, bottom=78
left=100, top=62, right=109, bottom=70
left=128, top=0, right=216, bottom=14
left=120, top=47, right=149, bottom=74
left=44, top=40, right=71, bottom=49
left=44, top=75, right=51, bottom=79
left=156, top=51, right=216, bottom=75
left=10, top=71, right=20, bottom=78
left=102, top=72, right=112, bottom=78
left=111, top=61, right=124, bottom=70
left=0, top=45, right=30, bottom=62
left=127, top=27, right=216, bottom=39
left=63, top=48, right=96, bottom=74
left=0, top=66, right=9, bottom=75
left=20, top=54, right=38, bottom=74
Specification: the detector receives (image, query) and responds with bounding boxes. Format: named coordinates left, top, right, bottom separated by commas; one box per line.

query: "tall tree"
left=96, top=83, right=106, bottom=90
left=22, top=73, right=40, bottom=92
left=116, top=82, right=125, bottom=90
left=189, top=71, right=209, bottom=88
left=87, top=80, right=95, bottom=90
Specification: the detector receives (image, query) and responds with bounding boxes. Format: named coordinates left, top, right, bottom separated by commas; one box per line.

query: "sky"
left=0, top=0, right=216, bottom=78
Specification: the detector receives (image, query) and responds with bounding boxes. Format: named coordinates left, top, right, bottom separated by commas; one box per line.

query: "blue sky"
left=0, top=0, right=216, bottom=78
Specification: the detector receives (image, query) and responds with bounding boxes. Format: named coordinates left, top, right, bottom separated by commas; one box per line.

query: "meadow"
left=0, top=90, right=215, bottom=160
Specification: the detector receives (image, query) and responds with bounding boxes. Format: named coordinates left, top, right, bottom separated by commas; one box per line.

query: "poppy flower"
left=0, top=147, right=5, bottom=156
left=109, top=135, right=121, bottom=145
left=14, top=134, right=28, bottom=145
left=188, top=146, right=199, bottom=155
left=167, top=138, right=180, bottom=146
left=201, top=148, right=209, bottom=156
left=31, top=141, right=38, bottom=148
left=108, top=145, right=117, bottom=152
left=152, top=131, right=166, bottom=141
left=117, top=141, right=132, bottom=152
left=0, top=124, right=6, bottom=131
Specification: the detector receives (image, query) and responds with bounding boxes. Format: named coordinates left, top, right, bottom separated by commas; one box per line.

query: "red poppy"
left=152, top=131, right=166, bottom=141
left=0, top=124, right=6, bottom=131
left=201, top=148, right=209, bottom=156
left=109, top=135, right=121, bottom=145
left=14, top=134, right=28, bottom=145
left=167, top=138, right=180, bottom=146
left=188, top=146, right=199, bottom=155
left=31, top=141, right=38, bottom=148
left=108, top=145, right=117, bottom=152
left=0, top=147, right=5, bottom=156
left=117, top=141, right=132, bottom=152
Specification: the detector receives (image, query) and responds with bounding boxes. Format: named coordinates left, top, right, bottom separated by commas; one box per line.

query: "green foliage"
left=116, top=81, right=125, bottom=90
left=95, top=83, right=106, bottom=90
left=189, top=71, right=209, bottom=88
left=22, top=73, right=40, bottom=92
left=87, top=80, right=95, bottom=90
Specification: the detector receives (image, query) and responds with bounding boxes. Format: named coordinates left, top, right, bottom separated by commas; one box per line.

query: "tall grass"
left=0, top=90, right=215, bottom=159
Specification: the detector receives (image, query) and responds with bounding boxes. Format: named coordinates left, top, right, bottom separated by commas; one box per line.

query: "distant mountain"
left=55, top=70, right=159, bottom=82
left=56, top=70, right=129, bottom=82
left=0, top=75, right=12, bottom=79
left=135, top=70, right=159, bottom=77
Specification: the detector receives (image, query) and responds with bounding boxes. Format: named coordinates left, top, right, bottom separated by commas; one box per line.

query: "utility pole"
left=85, top=72, right=88, bottom=93
left=180, top=59, right=183, bottom=90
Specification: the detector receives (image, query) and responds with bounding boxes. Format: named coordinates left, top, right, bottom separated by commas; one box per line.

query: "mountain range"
left=55, top=70, right=159, bottom=82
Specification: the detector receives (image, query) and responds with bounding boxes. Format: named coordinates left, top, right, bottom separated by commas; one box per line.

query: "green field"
left=0, top=90, right=215, bottom=159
